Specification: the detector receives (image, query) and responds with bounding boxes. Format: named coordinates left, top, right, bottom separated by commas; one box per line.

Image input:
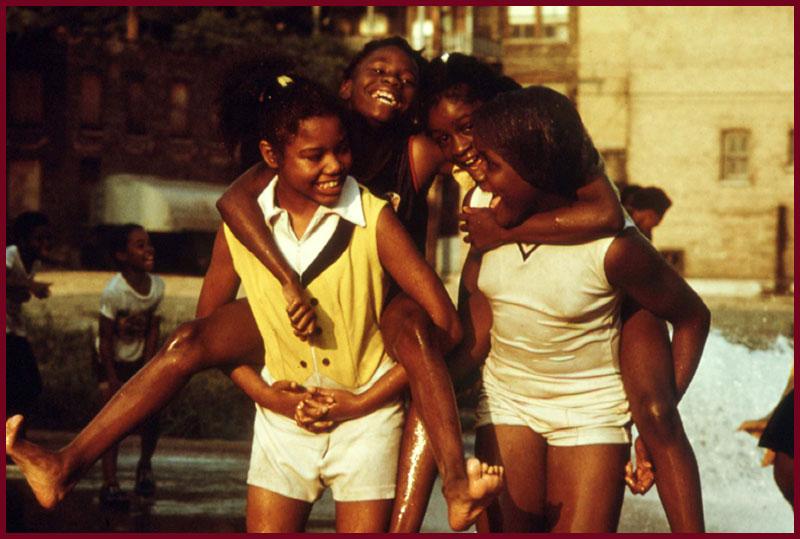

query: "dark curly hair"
left=473, top=86, right=592, bottom=200
left=342, top=36, right=427, bottom=83
left=218, top=56, right=345, bottom=163
left=420, top=53, right=520, bottom=119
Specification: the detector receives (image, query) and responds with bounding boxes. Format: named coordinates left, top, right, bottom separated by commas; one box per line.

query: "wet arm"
left=449, top=248, right=492, bottom=389
left=216, top=161, right=297, bottom=287
left=377, top=206, right=462, bottom=350
left=313, top=364, right=410, bottom=423
left=606, top=229, right=711, bottom=397
left=463, top=174, right=625, bottom=251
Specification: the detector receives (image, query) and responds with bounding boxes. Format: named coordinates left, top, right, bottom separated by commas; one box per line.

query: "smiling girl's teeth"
left=372, top=90, right=397, bottom=106
left=318, top=180, right=340, bottom=192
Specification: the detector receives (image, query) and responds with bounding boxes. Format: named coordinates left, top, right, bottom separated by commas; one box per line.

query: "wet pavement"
left=5, top=430, right=457, bottom=533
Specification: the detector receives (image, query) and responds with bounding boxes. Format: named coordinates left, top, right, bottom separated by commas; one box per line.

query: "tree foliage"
left=6, top=6, right=354, bottom=88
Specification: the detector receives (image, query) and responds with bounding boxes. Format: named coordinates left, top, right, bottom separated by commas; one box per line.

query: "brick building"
left=6, top=7, right=793, bottom=286
left=6, top=31, right=240, bottom=271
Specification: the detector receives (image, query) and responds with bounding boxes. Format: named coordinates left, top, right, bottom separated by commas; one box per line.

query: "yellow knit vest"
left=223, top=187, right=388, bottom=389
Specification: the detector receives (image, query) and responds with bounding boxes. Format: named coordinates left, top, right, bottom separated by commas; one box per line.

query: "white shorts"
left=475, top=363, right=631, bottom=446
left=247, top=399, right=404, bottom=502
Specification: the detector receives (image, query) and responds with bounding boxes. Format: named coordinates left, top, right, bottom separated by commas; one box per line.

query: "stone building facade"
left=577, top=6, right=793, bottom=288
left=391, top=5, right=793, bottom=287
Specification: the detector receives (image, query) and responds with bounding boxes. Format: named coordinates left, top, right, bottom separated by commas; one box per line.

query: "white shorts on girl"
left=247, top=398, right=404, bottom=502
left=475, top=362, right=631, bottom=447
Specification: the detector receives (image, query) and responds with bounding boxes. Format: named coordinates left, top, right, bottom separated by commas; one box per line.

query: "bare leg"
left=381, top=293, right=502, bottom=531
left=773, top=452, right=794, bottom=508
left=620, top=307, right=704, bottom=531
left=246, top=486, right=312, bottom=532
left=388, top=406, right=438, bottom=532
left=547, top=444, right=629, bottom=532
left=335, top=499, right=393, bottom=532
left=474, top=424, right=547, bottom=532
left=6, top=299, right=262, bottom=509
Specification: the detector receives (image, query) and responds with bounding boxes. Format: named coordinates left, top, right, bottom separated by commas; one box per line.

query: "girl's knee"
left=632, top=396, right=683, bottom=440
left=158, top=322, right=208, bottom=374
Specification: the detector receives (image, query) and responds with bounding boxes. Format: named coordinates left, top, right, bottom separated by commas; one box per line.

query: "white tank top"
left=471, top=186, right=630, bottom=404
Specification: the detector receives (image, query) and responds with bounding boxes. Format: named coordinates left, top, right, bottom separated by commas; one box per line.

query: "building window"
left=126, top=74, right=147, bottom=135
left=9, top=71, right=44, bottom=126
left=80, top=71, right=103, bottom=129
left=507, top=6, right=570, bottom=41
left=720, top=129, right=750, bottom=181
left=788, top=128, right=794, bottom=166
left=169, top=82, right=190, bottom=137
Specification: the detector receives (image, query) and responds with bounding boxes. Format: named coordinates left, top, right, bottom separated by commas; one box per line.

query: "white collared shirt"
left=257, top=175, right=366, bottom=275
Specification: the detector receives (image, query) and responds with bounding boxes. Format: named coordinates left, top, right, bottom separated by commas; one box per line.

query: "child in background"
left=94, top=224, right=163, bottom=507
left=6, top=211, right=52, bottom=422
left=623, top=186, right=672, bottom=240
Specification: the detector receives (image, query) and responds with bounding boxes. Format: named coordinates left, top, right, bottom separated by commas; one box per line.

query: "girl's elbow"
left=603, top=206, right=625, bottom=234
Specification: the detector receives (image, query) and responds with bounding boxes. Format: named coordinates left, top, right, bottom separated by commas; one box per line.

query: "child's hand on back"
left=269, top=380, right=317, bottom=422
left=625, top=436, right=655, bottom=495
left=307, top=388, right=367, bottom=423
left=295, top=388, right=337, bottom=433
left=282, top=279, right=317, bottom=341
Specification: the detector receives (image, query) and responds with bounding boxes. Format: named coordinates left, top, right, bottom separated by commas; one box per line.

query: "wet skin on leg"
left=620, top=305, right=705, bottom=531
left=380, top=293, right=502, bottom=531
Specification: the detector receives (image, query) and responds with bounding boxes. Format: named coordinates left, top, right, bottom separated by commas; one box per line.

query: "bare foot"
left=6, top=415, right=71, bottom=510
left=444, top=457, right=504, bottom=531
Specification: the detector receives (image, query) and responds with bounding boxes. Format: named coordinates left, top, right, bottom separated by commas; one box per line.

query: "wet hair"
left=472, top=86, right=592, bottom=199
left=107, top=223, right=145, bottom=259
left=628, top=186, right=672, bottom=216
left=11, top=211, right=50, bottom=245
left=218, top=56, right=345, bottom=163
left=421, top=53, right=520, bottom=118
left=343, top=36, right=427, bottom=82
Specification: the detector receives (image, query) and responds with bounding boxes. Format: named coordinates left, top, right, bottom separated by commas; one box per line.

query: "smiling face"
left=473, top=136, right=542, bottom=228
left=427, top=95, right=487, bottom=182
left=265, top=115, right=352, bottom=211
left=339, top=45, right=419, bottom=126
left=118, top=227, right=155, bottom=273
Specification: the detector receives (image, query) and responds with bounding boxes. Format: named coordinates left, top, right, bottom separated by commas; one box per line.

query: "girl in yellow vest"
left=6, top=70, right=503, bottom=532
